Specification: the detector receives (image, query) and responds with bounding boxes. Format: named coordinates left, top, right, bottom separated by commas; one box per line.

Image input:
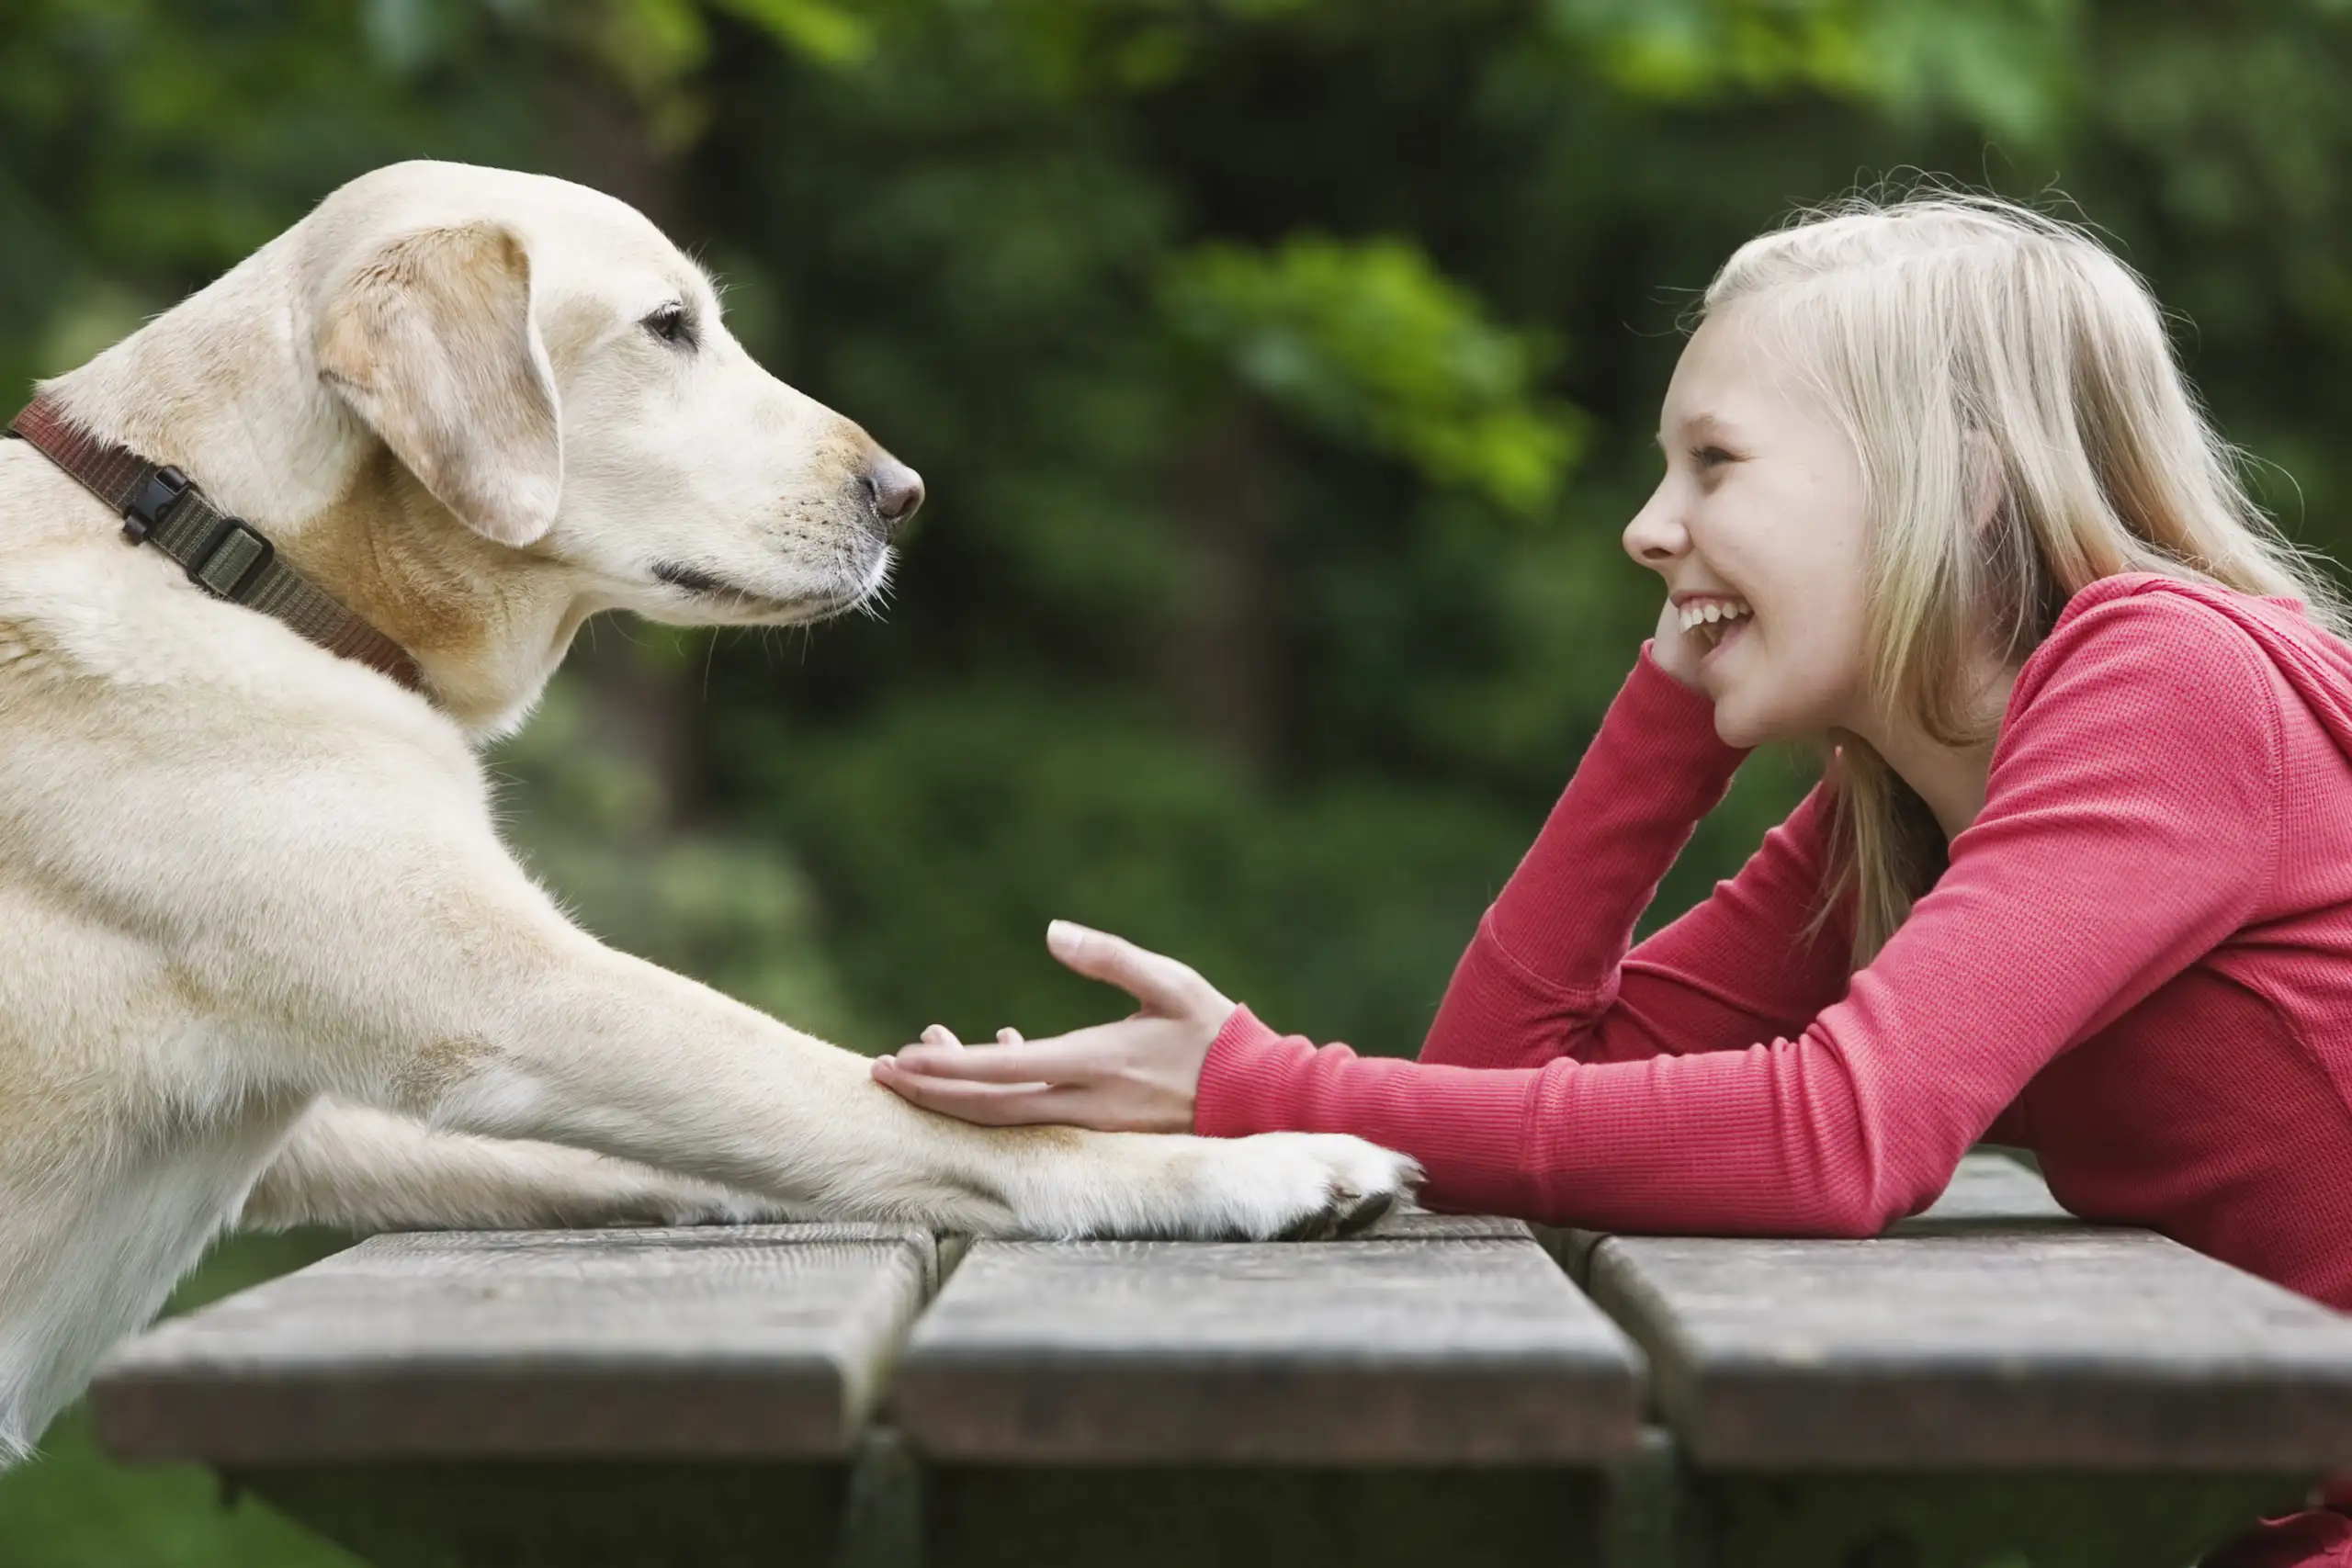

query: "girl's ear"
left=316, top=221, right=562, bottom=548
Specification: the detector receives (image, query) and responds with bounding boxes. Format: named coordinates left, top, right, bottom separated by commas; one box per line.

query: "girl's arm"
left=1419, top=637, right=1850, bottom=1067
left=1200, top=595, right=2285, bottom=1230
left=1421, top=591, right=1850, bottom=1075
left=1411, top=587, right=1853, bottom=1081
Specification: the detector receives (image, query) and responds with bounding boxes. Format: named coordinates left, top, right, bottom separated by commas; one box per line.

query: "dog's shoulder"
left=0, top=482, right=475, bottom=788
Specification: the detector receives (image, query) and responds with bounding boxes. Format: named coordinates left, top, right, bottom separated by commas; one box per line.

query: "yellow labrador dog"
left=0, top=161, right=1416, bottom=1461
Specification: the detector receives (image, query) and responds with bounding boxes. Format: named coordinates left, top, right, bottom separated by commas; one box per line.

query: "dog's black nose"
left=862, top=456, right=925, bottom=535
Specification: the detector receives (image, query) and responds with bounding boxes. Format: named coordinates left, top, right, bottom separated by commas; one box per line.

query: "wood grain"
left=891, top=1236, right=1644, bottom=1465
left=93, top=1224, right=933, bottom=1463
left=1589, top=1218, right=2352, bottom=1470
left=1352, top=1211, right=1535, bottom=1241
left=1550, top=1151, right=2079, bottom=1286
left=1891, top=1150, right=2077, bottom=1231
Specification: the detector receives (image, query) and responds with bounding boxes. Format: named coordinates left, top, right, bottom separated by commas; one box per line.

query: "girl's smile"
left=1696, top=609, right=1751, bottom=668
left=1676, top=593, right=1755, bottom=661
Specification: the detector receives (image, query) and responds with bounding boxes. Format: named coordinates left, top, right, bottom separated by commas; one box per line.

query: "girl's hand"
left=869, top=921, right=1235, bottom=1134
left=1650, top=592, right=1709, bottom=691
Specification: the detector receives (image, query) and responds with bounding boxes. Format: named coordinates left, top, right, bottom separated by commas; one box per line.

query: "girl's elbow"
left=1797, top=1170, right=1917, bottom=1238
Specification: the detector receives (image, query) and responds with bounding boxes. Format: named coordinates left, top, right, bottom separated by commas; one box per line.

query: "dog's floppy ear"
left=317, top=220, right=561, bottom=548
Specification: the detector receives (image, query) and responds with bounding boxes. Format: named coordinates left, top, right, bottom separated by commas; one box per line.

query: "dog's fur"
left=0, top=162, right=1416, bottom=1461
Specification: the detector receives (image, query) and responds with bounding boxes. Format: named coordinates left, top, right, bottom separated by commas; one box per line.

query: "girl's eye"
left=1692, top=445, right=1736, bottom=468
left=642, top=304, right=695, bottom=349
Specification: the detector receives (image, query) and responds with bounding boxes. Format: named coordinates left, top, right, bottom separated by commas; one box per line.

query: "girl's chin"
left=1696, top=623, right=1772, bottom=743
left=1712, top=706, right=1768, bottom=749
left=1710, top=693, right=1814, bottom=751
left=1702, top=677, right=1781, bottom=750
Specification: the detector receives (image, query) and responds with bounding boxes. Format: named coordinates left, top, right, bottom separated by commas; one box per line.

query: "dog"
left=0, top=161, right=1417, bottom=1461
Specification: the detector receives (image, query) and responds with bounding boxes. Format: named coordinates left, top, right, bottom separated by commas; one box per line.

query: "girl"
left=871, top=194, right=2352, bottom=1565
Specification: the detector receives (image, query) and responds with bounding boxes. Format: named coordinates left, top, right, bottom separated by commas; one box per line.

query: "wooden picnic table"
left=91, top=1154, right=2352, bottom=1567
left=1569, top=1156, right=2352, bottom=1566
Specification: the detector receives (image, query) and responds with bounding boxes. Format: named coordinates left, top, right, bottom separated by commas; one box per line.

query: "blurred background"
left=4, top=0, right=2349, bottom=1560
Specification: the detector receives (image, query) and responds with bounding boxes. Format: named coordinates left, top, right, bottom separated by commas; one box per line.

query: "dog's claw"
left=1332, top=1188, right=1397, bottom=1237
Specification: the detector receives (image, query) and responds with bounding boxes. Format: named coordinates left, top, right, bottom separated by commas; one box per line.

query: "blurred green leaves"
left=488, top=673, right=868, bottom=1043
left=1551, top=0, right=2077, bottom=143
left=1164, top=236, right=1586, bottom=516
left=711, top=0, right=875, bottom=65
left=754, top=685, right=1531, bottom=1050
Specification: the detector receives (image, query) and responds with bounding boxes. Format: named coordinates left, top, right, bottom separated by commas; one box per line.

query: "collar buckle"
left=124, top=465, right=190, bottom=545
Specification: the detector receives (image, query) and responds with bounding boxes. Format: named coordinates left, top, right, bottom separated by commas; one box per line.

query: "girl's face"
left=1623, top=303, right=1873, bottom=748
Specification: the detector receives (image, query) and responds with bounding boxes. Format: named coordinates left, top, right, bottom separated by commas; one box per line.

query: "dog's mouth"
left=650, top=556, right=888, bottom=624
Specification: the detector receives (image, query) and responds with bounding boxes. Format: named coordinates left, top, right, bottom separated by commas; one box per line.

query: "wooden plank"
left=1355, top=1210, right=1536, bottom=1241
left=925, top=1465, right=1611, bottom=1568
left=1892, top=1149, right=2076, bottom=1230
left=1542, top=1224, right=1613, bottom=1290
left=892, top=1235, right=1645, bottom=1465
left=223, top=1461, right=861, bottom=1568
left=1547, top=1151, right=2079, bottom=1287
left=1589, top=1222, right=2352, bottom=1471
left=1690, top=1470, right=2312, bottom=1568
left=94, top=1224, right=933, bottom=1464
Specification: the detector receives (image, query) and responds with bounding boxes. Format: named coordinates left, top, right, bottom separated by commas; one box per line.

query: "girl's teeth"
left=1679, top=599, right=1753, bottom=632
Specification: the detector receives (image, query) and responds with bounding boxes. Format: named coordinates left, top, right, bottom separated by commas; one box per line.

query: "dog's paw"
left=980, top=1130, right=1420, bottom=1241
left=1186, top=1133, right=1423, bottom=1240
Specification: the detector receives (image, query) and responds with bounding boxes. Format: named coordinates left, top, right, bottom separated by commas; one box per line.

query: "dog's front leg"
left=173, top=766, right=1410, bottom=1242
left=387, top=929, right=1413, bottom=1239
left=239, top=1098, right=809, bottom=1234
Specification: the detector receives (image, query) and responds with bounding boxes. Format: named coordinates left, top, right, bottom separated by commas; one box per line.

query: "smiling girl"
left=872, top=194, right=2352, bottom=1563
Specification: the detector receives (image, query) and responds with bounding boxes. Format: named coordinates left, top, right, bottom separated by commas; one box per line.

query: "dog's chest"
left=0, top=1087, right=309, bottom=1459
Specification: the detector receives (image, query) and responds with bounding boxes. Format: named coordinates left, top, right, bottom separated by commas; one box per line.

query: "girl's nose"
left=1622, top=485, right=1690, bottom=568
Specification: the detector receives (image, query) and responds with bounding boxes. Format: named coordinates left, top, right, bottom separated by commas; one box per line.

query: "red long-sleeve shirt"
left=1196, top=573, right=2352, bottom=1314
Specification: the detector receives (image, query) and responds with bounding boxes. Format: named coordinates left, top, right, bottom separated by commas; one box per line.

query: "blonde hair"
left=1701, top=190, right=2348, bottom=965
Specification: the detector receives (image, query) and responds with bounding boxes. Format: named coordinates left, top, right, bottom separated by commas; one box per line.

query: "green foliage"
left=1164, top=236, right=1585, bottom=514
left=711, top=0, right=874, bottom=65
left=1553, top=0, right=2078, bottom=143
left=749, top=684, right=1532, bottom=1048
left=489, top=675, right=870, bottom=1042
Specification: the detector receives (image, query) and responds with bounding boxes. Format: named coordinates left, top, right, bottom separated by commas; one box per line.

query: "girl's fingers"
left=1046, top=920, right=1211, bottom=1015
left=889, top=1033, right=1097, bottom=1084
left=996, top=1027, right=1023, bottom=1046
left=920, top=1024, right=965, bottom=1050
left=874, top=1064, right=1079, bottom=1127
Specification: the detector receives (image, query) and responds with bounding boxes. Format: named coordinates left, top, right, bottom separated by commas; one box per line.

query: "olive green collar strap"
left=8, top=393, right=426, bottom=696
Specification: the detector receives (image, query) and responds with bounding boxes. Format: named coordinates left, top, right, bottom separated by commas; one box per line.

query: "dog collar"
left=6, top=394, right=426, bottom=696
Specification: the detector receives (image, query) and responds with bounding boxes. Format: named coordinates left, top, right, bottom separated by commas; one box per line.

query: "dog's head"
left=302, top=161, right=919, bottom=628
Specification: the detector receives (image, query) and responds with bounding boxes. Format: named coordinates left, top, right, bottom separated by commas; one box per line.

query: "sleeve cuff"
left=1483, top=643, right=1747, bottom=970
left=1194, top=1004, right=1306, bottom=1138
left=1632, top=637, right=1741, bottom=748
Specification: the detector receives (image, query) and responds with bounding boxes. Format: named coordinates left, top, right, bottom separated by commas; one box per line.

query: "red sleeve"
left=1419, top=646, right=1850, bottom=1072
left=1197, top=595, right=2286, bottom=1234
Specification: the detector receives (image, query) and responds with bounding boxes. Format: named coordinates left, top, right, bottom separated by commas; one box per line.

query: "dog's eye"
left=642, top=304, right=695, bottom=350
